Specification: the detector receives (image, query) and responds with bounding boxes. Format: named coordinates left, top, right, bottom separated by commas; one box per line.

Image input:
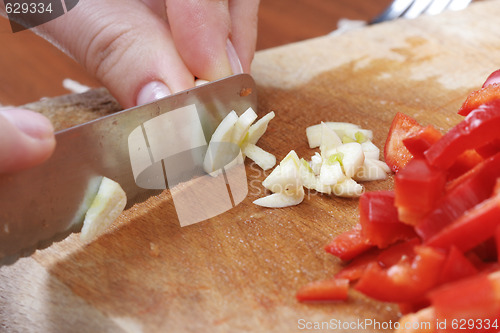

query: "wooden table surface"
left=0, top=0, right=394, bottom=107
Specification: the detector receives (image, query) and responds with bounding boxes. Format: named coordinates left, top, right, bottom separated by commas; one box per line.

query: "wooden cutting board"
left=2, top=2, right=500, bottom=332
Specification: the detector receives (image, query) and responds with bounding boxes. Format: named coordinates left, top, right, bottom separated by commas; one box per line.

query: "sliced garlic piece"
left=354, top=159, right=390, bottom=181
left=306, top=122, right=361, bottom=148
left=243, top=143, right=276, bottom=170
left=299, top=158, right=318, bottom=190
left=319, top=158, right=345, bottom=185
left=232, top=107, right=258, bottom=146
left=243, top=111, right=275, bottom=147
left=361, top=140, right=380, bottom=160
left=203, top=111, right=239, bottom=174
left=253, top=188, right=305, bottom=208
left=80, top=177, right=127, bottom=243
left=336, top=142, right=365, bottom=178
left=262, top=150, right=302, bottom=195
left=343, top=128, right=374, bottom=142
left=332, top=178, right=364, bottom=198
left=310, top=152, right=322, bottom=175
left=319, top=122, right=342, bottom=154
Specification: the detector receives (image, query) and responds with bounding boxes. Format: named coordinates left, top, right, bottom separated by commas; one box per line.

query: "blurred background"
left=0, top=0, right=397, bottom=106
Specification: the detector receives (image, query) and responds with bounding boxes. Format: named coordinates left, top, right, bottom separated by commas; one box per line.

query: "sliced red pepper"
left=439, top=246, right=478, bottom=284
left=458, top=82, right=500, bottom=116
left=354, top=246, right=446, bottom=303
left=416, top=153, right=500, bottom=241
left=359, top=191, right=416, bottom=248
left=426, top=185, right=500, bottom=253
left=430, top=273, right=500, bottom=331
left=482, top=69, right=500, bottom=88
left=425, top=100, right=500, bottom=170
left=403, top=124, right=442, bottom=157
left=398, top=299, right=431, bottom=315
left=496, top=226, right=500, bottom=262
left=394, top=158, right=446, bottom=225
left=384, top=112, right=423, bottom=173
left=324, top=224, right=373, bottom=261
left=403, top=124, right=483, bottom=179
left=296, top=278, right=349, bottom=302
left=334, top=249, right=378, bottom=281
left=376, top=238, right=420, bottom=268
left=471, top=237, right=498, bottom=263
left=448, top=148, right=484, bottom=180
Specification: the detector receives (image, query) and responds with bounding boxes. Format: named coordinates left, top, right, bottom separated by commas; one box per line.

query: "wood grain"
left=2, top=1, right=500, bottom=332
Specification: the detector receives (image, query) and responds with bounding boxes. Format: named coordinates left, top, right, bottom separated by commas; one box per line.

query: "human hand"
left=0, top=0, right=259, bottom=173
left=0, top=109, right=56, bottom=173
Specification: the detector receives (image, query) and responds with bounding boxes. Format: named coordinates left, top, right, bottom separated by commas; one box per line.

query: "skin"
left=0, top=0, right=259, bottom=173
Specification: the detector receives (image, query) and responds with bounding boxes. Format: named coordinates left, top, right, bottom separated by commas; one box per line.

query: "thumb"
left=35, top=0, right=194, bottom=108
left=0, top=109, right=56, bottom=174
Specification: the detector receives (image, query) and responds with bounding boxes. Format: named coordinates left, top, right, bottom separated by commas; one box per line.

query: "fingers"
left=166, top=0, right=234, bottom=81
left=228, top=0, right=260, bottom=73
left=36, top=0, right=194, bottom=108
left=166, top=0, right=259, bottom=80
left=0, top=109, right=56, bottom=174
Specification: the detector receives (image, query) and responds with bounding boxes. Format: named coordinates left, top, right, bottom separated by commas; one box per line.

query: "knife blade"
left=0, top=73, right=257, bottom=265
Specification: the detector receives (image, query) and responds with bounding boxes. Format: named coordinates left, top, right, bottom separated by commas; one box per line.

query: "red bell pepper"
left=394, top=158, right=446, bottom=225
left=296, top=278, right=349, bottom=302
left=354, top=246, right=446, bottom=303
left=426, top=184, right=500, bottom=253
left=496, top=226, right=500, bottom=262
left=359, top=191, right=416, bottom=248
left=324, top=224, right=373, bottom=261
left=403, top=124, right=483, bottom=180
left=384, top=112, right=423, bottom=173
left=425, top=100, right=500, bottom=170
left=334, top=250, right=378, bottom=281
left=438, top=246, right=479, bottom=284
left=416, top=153, right=500, bottom=241
left=403, top=124, right=442, bottom=157
left=458, top=82, right=500, bottom=116
left=376, top=238, right=420, bottom=267
left=429, top=272, right=500, bottom=332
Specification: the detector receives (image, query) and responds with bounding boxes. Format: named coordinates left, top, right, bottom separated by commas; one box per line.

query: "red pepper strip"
left=384, top=112, right=423, bottom=173
left=394, top=158, right=446, bottom=226
left=476, top=139, right=500, bottom=159
left=403, top=124, right=442, bottom=157
left=359, top=191, right=416, bottom=248
left=354, top=246, right=446, bottom=303
left=334, top=250, right=378, bottom=281
left=426, top=184, right=500, bottom=253
left=403, top=124, right=484, bottom=180
left=438, top=246, right=478, bottom=284
left=425, top=100, right=500, bottom=170
left=447, top=148, right=484, bottom=180
left=458, top=82, right=500, bottom=116
left=296, top=278, right=349, bottom=302
left=497, top=226, right=500, bottom=262
left=416, top=153, right=500, bottom=241
left=429, top=272, right=500, bottom=332
left=376, top=238, right=420, bottom=268
left=324, top=224, right=373, bottom=261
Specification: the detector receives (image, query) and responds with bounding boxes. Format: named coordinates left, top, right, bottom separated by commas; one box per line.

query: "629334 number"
left=5, top=2, right=53, bottom=14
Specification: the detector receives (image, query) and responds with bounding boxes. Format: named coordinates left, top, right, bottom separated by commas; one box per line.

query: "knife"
left=0, top=73, right=257, bottom=265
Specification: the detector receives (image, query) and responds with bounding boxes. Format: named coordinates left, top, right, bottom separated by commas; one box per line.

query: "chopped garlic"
left=80, top=177, right=127, bottom=243
left=254, top=121, right=391, bottom=208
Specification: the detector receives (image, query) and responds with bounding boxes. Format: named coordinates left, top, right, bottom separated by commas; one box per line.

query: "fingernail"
left=226, top=39, right=243, bottom=75
left=136, top=81, right=171, bottom=106
left=0, top=109, right=54, bottom=140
